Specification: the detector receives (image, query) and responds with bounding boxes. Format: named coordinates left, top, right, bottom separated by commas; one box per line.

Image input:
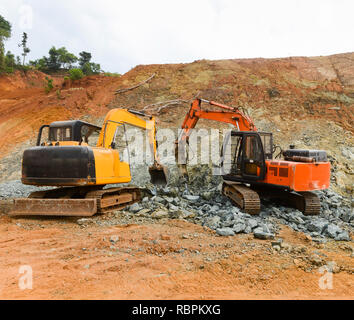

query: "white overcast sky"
left=1, top=0, right=353, bottom=73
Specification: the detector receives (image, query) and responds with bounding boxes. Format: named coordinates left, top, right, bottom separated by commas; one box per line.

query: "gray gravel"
left=125, top=165, right=353, bottom=241
left=0, top=180, right=51, bottom=199
left=0, top=164, right=352, bottom=242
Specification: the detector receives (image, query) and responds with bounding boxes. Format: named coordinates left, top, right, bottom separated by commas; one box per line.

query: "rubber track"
left=222, top=182, right=261, bottom=215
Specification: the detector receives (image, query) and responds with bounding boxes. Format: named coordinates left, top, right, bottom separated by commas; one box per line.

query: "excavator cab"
left=221, top=131, right=272, bottom=182
left=37, top=121, right=102, bottom=146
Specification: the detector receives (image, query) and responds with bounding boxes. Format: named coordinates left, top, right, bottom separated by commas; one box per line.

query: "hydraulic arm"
left=97, top=109, right=167, bottom=184
left=176, top=98, right=256, bottom=179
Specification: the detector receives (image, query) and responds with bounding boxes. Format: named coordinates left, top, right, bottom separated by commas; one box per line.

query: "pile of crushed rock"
left=0, top=165, right=352, bottom=242
left=127, top=165, right=353, bottom=242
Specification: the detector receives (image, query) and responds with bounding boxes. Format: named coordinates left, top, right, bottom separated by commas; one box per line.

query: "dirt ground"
left=0, top=209, right=352, bottom=300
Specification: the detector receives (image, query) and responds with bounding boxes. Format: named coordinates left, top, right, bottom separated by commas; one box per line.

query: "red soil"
left=0, top=213, right=352, bottom=300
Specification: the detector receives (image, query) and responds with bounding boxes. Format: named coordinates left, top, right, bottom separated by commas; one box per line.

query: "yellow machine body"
left=21, top=109, right=166, bottom=187
left=11, top=108, right=167, bottom=217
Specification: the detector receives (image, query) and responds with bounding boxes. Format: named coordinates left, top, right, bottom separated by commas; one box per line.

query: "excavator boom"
left=178, top=98, right=256, bottom=142
left=97, top=108, right=168, bottom=185
left=176, top=98, right=256, bottom=179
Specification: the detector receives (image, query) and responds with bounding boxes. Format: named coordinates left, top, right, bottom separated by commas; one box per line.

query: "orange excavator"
left=176, top=98, right=331, bottom=215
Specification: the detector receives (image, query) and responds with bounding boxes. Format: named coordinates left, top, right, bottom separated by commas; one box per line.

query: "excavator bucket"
left=149, top=164, right=169, bottom=186
left=10, top=198, right=97, bottom=217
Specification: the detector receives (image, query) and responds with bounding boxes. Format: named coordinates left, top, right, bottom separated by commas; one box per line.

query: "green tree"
left=5, top=51, right=15, bottom=72
left=78, top=52, right=102, bottom=75
left=30, top=47, right=78, bottom=71
left=0, top=15, right=11, bottom=39
left=79, top=51, right=92, bottom=68
left=5, top=51, right=15, bottom=66
left=29, top=56, right=48, bottom=71
left=47, top=46, right=61, bottom=71
left=57, top=47, right=78, bottom=69
left=90, top=62, right=101, bottom=74
left=18, top=32, right=30, bottom=65
left=81, top=62, right=92, bottom=75
left=81, top=62, right=102, bottom=75
left=65, top=52, right=78, bottom=69
left=0, top=15, right=12, bottom=72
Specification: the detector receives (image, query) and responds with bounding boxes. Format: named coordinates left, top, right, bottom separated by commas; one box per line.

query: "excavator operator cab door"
left=241, top=132, right=266, bottom=181
left=221, top=131, right=266, bottom=182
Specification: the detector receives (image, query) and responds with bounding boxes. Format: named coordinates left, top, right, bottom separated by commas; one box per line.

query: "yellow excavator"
left=10, top=109, right=168, bottom=217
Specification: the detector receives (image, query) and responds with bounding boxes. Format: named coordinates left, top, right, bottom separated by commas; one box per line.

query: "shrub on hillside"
left=5, top=66, right=14, bottom=73
left=44, top=76, right=54, bottom=94
left=69, top=68, right=84, bottom=81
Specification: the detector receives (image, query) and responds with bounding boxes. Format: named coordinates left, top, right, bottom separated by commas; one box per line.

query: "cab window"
left=50, top=127, right=72, bottom=141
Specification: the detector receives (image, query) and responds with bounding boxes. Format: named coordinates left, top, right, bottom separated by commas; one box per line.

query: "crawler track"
left=289, top=191, right=321, bottom=216
left=10, top=186, right=141, bottom=217
left=261, top=189, right=321, bottom=216
left=222, top=182, right=321, bottom=216
left=222, top=181, right=261, bottom=215
left=254, top=187, right=321, bottom=216
left=85, top=187, right=141, bottom=213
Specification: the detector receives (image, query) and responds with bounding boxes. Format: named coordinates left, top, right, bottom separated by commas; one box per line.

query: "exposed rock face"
left=0, top=53, right=353, bottom=197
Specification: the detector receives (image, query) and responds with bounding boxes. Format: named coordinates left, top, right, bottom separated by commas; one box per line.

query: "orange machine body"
left=261, top=160, right=331, bottom=192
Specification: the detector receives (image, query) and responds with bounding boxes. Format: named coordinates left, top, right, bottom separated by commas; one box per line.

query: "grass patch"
left=103, top=72, right=121, bottom=77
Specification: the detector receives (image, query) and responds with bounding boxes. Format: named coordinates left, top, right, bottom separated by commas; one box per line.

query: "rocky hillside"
left=1, top=54, right=353, bottom=300
left=0, top=53, right=353, bottom=195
